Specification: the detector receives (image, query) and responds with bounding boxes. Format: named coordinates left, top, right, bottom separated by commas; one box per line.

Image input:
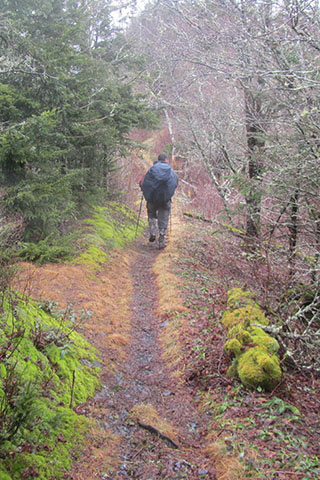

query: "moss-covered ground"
left=4, top=201, right=145, bottom=479
left=0, top=296, right=100, bottom=480
left=73, top=202, right=146, bottom=271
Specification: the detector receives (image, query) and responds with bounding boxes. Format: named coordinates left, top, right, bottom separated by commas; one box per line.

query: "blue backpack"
left=141, top=162, right=178, bottom=205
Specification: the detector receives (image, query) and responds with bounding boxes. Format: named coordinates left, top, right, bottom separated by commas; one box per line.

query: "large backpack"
left=141, top=162, right=178, bottom=205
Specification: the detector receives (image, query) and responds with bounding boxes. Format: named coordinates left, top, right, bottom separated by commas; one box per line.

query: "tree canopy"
left=0, top=0, right=157, bottom=240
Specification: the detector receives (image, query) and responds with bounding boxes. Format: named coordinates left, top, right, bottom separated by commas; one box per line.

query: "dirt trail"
left=88, top=237, right=216, bottom=480
left=16, top=211, right=218, bottom=478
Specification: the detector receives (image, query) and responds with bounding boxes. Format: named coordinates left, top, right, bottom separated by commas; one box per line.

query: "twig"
left=70, top=370, right=75, bottom=408
left=130, top=445, right=146, bottom=460
left=183, top=212, right=212, bottom=223
left=180, top=179, right=198, bottom=190
left=268, top=472, right=305, bottom=476
left=137, top=419, right=179, bottom=449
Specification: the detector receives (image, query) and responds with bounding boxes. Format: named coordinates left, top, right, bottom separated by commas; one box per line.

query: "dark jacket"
left=141, top=161, right=178, bottom=205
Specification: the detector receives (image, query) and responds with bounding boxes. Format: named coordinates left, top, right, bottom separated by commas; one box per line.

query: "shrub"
left=18, top=233, right=76, bottom=264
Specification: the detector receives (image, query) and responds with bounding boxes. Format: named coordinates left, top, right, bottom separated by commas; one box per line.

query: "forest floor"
left=19, top=205, right=320, bottom=480
left=72, top=218, right=218, bottom=480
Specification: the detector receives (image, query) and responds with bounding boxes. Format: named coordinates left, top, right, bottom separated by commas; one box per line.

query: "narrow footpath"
left=85, top=238, right=216, bottom=479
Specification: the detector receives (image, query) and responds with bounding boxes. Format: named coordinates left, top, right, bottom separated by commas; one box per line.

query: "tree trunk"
left=288, top=189, right=299, bottom=280
left=245, top=91, right=264, bottom=243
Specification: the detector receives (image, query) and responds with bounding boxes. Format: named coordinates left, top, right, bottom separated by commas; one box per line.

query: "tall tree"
left=0, top=0, right=157, bottom=240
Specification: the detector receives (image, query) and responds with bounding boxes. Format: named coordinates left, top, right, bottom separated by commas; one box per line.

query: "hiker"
left=140, top=153, right=178, bottom=249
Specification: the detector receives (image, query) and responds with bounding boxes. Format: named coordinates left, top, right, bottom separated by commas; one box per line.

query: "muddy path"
left=87, top=238, right=216, bottom=480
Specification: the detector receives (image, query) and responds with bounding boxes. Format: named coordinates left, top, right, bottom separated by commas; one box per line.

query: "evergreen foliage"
left=18, top=233, right=76, bottom=264
left=0, top=0, right=158, bottom=241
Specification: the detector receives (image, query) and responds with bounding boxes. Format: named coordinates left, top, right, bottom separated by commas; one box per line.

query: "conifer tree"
left=0, top=0, right=157, bottom=240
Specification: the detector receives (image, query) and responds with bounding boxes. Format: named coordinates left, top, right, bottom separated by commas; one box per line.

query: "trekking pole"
left=135, top=193, right=144, bottom=238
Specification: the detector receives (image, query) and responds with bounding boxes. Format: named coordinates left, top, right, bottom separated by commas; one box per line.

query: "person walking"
left=140, top=153, right=178, bottom=249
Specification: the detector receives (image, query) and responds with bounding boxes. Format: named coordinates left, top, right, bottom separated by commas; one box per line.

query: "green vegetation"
left=14, top=201, right=145, bottom=266
left=73, top=202, right=146, bottom=271
left=223, top=288, right=282, bottom=391
left=0, top=0, right=158, bottom=244
left=0, top=296, right=100, bottom=479
left=18, top=233, right=77, bottom=264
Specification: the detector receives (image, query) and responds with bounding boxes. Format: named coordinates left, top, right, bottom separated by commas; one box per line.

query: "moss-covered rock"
left=249, top=326, right=279, bottom=355
left=223, top=288, right=282, bottom=392
left=222, top=305, right=269, bottom=329
left=226, top=288, right=256, bottom=309
left=238, top=347, right=282, bottom=391
left=224, top=338, right=242, bottom=356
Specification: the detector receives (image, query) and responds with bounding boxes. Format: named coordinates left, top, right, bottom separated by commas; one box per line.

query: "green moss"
left=226, top=288, right=256, bottom=309
left=249, top=326, right=279, bottom=354
left=224, top=224, right=246, bottom=235
left=74, top=244, right=107, bottom=271
left=0, top=468, right=12, bottom=480
left=0, top=363, right=6, bottom=378
left=222, top=305, right=269, bottom=329
left=225, top=338, right=242, bottom=356
left=73, top=202, right=146, bottom=271
left=0, top=295, right=100, bottom=479
left=222, top=289, right=282, bottom=392
left=45, top=343, right=61, bottom=364
left=238, top=347, right=282, bottom=391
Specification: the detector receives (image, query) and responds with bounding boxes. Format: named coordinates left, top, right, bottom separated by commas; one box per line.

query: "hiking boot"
left=149, top=234, right=156, bottom=242
left=159, top=234, right=167, bottom=249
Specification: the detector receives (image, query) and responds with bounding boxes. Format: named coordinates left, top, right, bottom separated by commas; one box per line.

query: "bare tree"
left=127, top=0, right=320, bottom=371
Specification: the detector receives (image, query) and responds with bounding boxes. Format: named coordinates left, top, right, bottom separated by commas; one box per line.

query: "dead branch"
left=183, top=212, right=212, bottom=223
left=137, top=419, right=179, bottom=449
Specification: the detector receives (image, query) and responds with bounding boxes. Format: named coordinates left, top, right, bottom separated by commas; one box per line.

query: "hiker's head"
left=157, top=153, right=168, bottom=163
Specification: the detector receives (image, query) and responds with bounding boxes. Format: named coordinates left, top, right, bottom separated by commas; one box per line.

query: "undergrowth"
left=172, top=218, right=320, bottom=479
left=73, top=202, right=146, bottom=271
left=0, top=294, right=100, bottom=480
left=16, top=201, right=145, bottom=267
left=18, top=232, right=77, bottom=265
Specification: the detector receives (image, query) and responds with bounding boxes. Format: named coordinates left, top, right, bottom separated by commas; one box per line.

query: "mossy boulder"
left=222, top=305, right=269, bottom=329
left=237, top=347, right=282, bottom=391
left=223, top=288, right=282, bottom=392
left=226, top=288, right=256, bottom=309
left=224, top=338, right=242, bottom=356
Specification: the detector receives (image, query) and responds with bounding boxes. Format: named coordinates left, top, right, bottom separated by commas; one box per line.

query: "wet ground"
left=90, top=240, right=216, bottom=479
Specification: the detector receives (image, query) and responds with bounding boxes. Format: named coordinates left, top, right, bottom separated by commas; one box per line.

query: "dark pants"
left=147, top=201, right=171, bottom=236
